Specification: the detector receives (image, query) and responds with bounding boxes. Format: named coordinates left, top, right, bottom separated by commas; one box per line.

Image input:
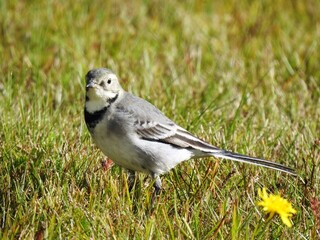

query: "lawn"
left=0, top=0, right=319, bottom=239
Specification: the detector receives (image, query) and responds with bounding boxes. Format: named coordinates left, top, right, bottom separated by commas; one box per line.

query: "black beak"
left=86, top=82, right=95, bottom=90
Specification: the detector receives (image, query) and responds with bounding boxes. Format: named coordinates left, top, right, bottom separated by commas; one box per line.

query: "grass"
left=0, top=0, right=319, bottom=239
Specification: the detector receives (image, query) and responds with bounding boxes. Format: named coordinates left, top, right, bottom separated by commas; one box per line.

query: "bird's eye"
left=107, top=79, right=112, bottom=84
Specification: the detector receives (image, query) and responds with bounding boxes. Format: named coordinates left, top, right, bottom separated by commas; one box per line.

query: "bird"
left=84, top=68, right=296, bottom=204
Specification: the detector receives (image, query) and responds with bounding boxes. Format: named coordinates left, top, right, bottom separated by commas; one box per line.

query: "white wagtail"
left=84, top=68, right=296, bottom=202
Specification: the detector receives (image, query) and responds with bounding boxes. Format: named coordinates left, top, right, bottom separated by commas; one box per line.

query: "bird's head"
left=85, top=68, right=123, bottom=113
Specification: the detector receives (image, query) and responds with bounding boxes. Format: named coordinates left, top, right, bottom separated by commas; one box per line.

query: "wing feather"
left=135, top=121, right=220, bottom=153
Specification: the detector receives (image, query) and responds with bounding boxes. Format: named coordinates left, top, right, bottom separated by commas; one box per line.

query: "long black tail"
left=212, top=150, right=296, bottom=175
left=165, top=127, right=296, bottom=175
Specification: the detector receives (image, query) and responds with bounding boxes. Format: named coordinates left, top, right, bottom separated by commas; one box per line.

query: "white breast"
left=90, top=117, right=193, bottom=175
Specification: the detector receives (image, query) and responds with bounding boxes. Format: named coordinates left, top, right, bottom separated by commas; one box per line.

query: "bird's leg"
left=127, top=170, right=136, bottom=192
left=151, top=173, right=162, bottom=208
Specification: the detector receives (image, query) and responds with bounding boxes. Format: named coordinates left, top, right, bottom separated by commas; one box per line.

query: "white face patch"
left=86, top=98, right=107, bottom=113
left=85, top=71, right=123, bottom=113
left=85, top=87, right=119, bottom=113
left=107, top=73, right=117, bottom=80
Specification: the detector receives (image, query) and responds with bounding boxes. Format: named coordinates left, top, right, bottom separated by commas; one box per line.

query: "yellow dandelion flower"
left=257, top=188, right=297, bottom=227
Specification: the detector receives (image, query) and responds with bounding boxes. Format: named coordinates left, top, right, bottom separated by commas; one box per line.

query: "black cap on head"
left=85, top=68, right=114, bottom=82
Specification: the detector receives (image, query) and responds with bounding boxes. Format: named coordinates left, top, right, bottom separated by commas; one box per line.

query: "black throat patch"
left=84, top=93, right=118, bottom=129
left=84, top=107, right=108, bottom=129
